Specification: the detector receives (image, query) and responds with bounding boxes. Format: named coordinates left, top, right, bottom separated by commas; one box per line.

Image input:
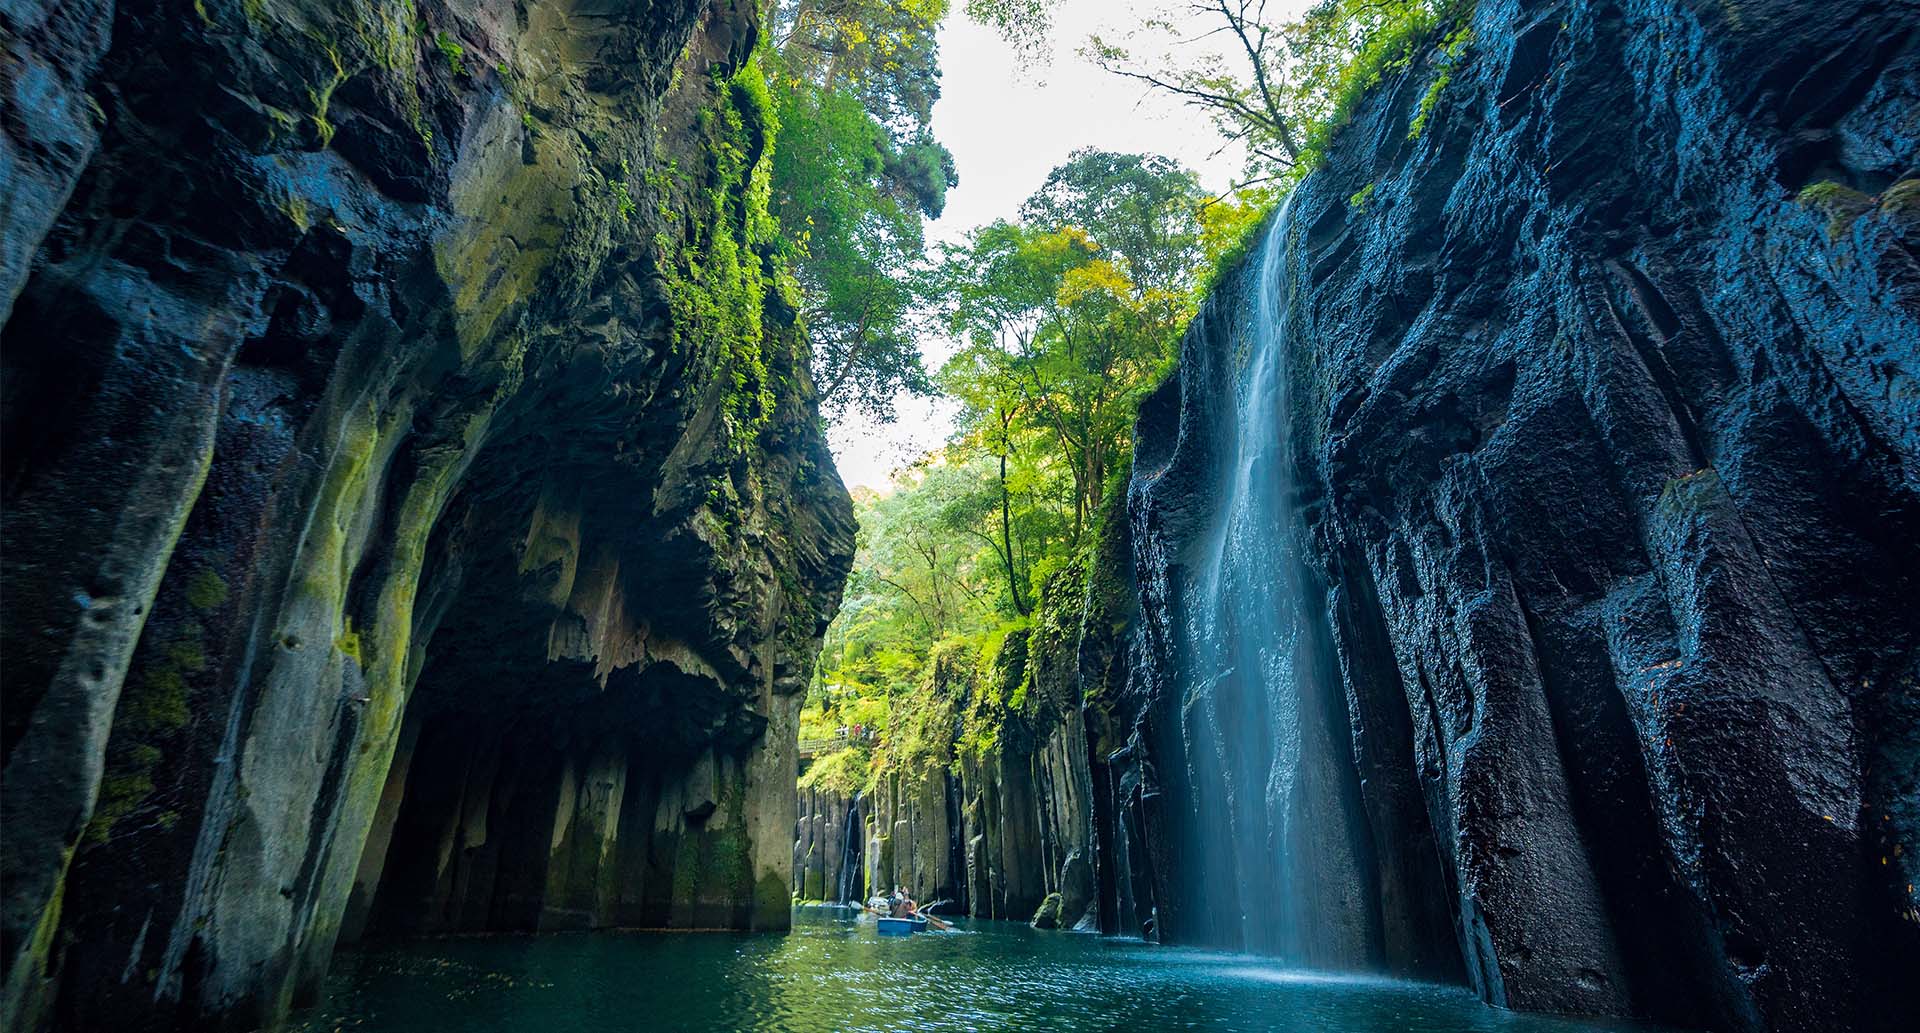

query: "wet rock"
left=0, top=1, right=853, bottom=1029
left=1121, top=1, right=1918, bottom=1030
left=1030, top=891, right=1065, bottom=930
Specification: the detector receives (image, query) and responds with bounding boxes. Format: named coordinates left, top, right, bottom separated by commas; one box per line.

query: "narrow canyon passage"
left=3, top=0, right=1915, bottom=1032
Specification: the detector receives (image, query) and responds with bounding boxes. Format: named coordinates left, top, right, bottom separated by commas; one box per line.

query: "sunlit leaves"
left=763, top=0, right=957, bottom=422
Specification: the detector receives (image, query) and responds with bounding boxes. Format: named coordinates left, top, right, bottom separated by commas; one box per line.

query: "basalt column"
left=0, top=1, right=853, bottom=1030
left=1122, top=0, right=1919, bottom=1030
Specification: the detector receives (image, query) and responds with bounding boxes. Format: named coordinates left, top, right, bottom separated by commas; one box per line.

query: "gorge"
left=2, top=0, right=1916, bottom=1032
left=797, top=1, right=1919, bottom=1031
left=4, top=0, right=852, bottom=1029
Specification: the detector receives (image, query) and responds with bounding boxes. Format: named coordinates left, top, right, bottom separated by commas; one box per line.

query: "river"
left=298, top=907, right=1670, bottom=1032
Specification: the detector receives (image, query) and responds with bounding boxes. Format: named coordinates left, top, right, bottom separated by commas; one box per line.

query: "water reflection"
left=299, top=907, right=1669, bottom=1033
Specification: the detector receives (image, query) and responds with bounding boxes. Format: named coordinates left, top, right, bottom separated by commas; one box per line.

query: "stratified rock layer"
left=1123, top=1, right=1917, bottom=1031
left=0, top=1, right=852, bottom=1030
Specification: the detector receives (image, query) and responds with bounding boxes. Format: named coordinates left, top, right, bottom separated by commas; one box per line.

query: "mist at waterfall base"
left=1170, top=203, right=1375, bottom=962
left=300, top=909, right=1666, bottom=1032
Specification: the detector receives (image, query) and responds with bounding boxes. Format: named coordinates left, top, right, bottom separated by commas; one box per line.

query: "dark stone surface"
left=0, top=1, right=852, bottom=1029
left=1121, top=1, right=1919, bottom=1030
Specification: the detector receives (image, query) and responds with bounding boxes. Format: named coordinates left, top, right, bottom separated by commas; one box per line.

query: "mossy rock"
left=1030, top=891, right=1065, bottom=930
left=1795, top=180, right=1875, bottom=240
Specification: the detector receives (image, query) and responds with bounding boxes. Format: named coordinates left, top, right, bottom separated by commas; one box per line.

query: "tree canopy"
left=802, top=147, right=1214, bottom=794
left=787, top=0, right=1479, bottom=804
left=1088, top=0, right=1473, bottom=190
left=762, top=0, right=958, bottom=422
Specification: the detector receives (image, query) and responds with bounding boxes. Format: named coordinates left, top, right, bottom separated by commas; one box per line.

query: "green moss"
left=1408, top=22, right=1473, bottom=141
left=86, top=627, right=206, bottom=845
left=184, top=568, right=228, bottom=610
left=433, top=30, right=465, bottom=76
left=657, top=57, right=788, bottom=454
left=84, top=754, right=160, bottom=846
left=124, top=671, right=190, bottom=734
left=335, top=618, right=365, bottom=666
left=23, top=864, right=66, bottom=977
left=1796, top=180, right=1875, bottom=240
left=1031, top=891, right=1065, bottom=929
left=1657, top=468, right=1720, bottom=519
left=756, top=873, right=792, bottom=926
left=1881, top=178, right=1920, bottom=216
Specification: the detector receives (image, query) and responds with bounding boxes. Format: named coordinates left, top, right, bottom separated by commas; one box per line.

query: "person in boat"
left=890, top=886, right=915, bottom=919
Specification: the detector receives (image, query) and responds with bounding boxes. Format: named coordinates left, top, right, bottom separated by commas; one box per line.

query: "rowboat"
left=876, top=915, right=928, bottom=936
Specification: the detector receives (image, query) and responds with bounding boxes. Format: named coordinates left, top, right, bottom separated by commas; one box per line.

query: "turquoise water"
left=300, top=907, right=1667, bottom=1032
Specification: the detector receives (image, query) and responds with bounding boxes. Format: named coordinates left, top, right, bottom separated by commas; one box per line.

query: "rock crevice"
left=0, top=1, right=852, bottom=1029
left=1117, top=1, right=1918, bottom=1030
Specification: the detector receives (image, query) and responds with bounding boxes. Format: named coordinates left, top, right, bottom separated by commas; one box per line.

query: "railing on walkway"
left=797, top=734, right=848, bottom=758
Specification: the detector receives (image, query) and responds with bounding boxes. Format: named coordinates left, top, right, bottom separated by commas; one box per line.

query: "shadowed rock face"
left=0, top=1, right=853, bottom=1030
left=1122, top=1, right=1917, bottom=1030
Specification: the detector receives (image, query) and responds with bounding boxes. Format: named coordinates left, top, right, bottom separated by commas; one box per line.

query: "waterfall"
left=1174, top=201, right=1375, bottom=965
left=836, top=792, right=863, bottom=903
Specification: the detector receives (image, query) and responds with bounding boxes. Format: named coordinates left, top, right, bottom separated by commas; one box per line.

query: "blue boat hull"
left=876, top=916, right=927, bottom=936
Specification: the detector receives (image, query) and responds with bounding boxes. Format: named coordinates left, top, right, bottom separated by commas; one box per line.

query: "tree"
left=962, top=0, right=1057, bottom=64
left=1087, top=0, right=1472, bottom=187
left=934, top=150, right=1203, bottom=546
left=762, top=0, right=959, bottom=422
left=805, top=148, right=1212, bottom=801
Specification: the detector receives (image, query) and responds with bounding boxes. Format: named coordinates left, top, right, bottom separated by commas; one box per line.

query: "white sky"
left=824, top=1, right=1254, bottom=491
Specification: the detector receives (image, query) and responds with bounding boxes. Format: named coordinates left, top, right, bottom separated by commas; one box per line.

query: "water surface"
left=301, top=907, right=1667, bottom=1032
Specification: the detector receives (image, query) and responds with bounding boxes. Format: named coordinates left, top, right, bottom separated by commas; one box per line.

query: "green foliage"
left=1090, top=0, right=1474, bottom=186
left=799, top=746, right=873, bottom=795
left=806, top=149, right=1209, bottom=787
left=1198, top=189, right=1278, bottom=297
left=761, top=0, right=954, bottom=422
left=1796, top=180, right=1875, bottom=239
left=964, top=0, right=1054, bottom=63
left=1349, top=181, right=1377, bottom=210
left=1295, top=0, right=1472, bottom=171
left=612, top=160, right=637, bottom=223
left=1408, top=22, right=1473, bottom=141
left=935, top=149, right=1205, bottom=550
left=434, top=30, right=465, bottom=76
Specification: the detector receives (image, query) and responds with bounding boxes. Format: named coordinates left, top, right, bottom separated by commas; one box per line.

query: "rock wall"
left=812, top=521, right=1132, bottom=929
left=792, top=785, right=864, bottom=903
left=1122, top=1, right=1917, bottom=1031
left=0, top=1, right=853, bottom=1030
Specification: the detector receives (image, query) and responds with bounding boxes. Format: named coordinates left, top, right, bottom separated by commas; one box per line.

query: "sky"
left=823, top=0, right=1253, bottom=492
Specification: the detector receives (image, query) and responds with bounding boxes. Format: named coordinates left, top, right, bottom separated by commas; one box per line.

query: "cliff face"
left=1123, top=0, right=1918, bottom=1030
left=795, top=535, right=1130, bottom=930
left=0, top=1, right=853, bottom=1029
